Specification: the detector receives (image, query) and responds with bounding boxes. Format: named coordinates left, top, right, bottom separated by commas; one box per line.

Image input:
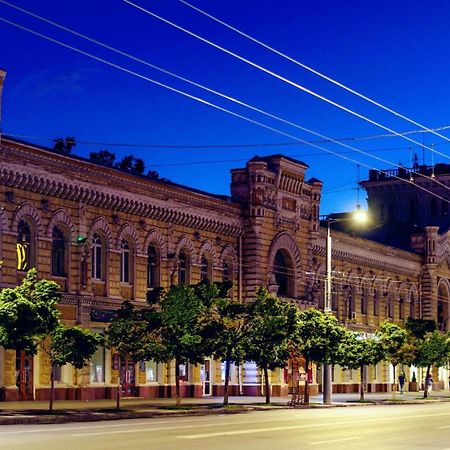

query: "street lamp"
left=322, top=209, right=368, bottom=405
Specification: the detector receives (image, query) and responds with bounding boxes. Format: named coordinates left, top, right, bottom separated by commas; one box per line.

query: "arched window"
left=120, top=239, right=131, bottom=283
left=409, top=293, right=415, bottom=319
left=147, top=245, right=158, bottom=288
left=51, top=226, right=66, bottom=276
left=273, top=249, right=294, bottom=297
left=399, top=298, right=404, bottom=320
left=91, top=233, right=104, bottom=280
left=388, top=295, right=394, bottom=318
left=200, top=256, right=210, bottom=283
left=361, top=289, right=368, bottom=315
left=17, top=219, right=33, bottom=271
left=222, top=261, right=231, bottom=282
left=178, top=250, right=189, bottom=285
left=373, top=291, right=379, bottom=317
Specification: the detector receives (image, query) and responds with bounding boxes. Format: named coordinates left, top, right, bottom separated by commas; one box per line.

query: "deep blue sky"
left=2, top=0, right=450, bottom=213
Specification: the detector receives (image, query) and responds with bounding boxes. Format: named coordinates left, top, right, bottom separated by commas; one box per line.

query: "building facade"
left=0, top=72, right=449, bottom=401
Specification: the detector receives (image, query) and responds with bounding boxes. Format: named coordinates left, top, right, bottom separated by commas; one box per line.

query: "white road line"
left=310, top=437, right=362, bottom=445
left=437, top=425, right=450, bottom=429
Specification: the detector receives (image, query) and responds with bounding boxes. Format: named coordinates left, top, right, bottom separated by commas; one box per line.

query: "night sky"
left=2, top=0, right=450, bottom=214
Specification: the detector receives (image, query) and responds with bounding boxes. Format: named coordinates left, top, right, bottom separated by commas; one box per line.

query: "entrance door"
left=16, top=351, right=33, bottom=400
left=201, top=360, right=212, bottom=396
left=120, top=360, right=136, bottom=397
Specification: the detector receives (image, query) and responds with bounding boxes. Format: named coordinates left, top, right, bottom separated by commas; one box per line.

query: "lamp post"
left=322, top=209, right=368, bottom=405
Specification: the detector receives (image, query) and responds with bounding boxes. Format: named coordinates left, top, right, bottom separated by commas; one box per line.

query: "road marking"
left=310, top=437, right=362, bottom=445
left=437, top=425, right=450, bottom=429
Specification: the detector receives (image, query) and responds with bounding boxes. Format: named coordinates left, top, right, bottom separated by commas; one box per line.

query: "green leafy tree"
left=292, top=309, right=346, bottom=404
left=245, top=288, right=298, bottom=404
left=89, top=150, right=116, bottom=167
left=376, top=321, right=409, bottom=397
left=414, top=331, right=450, bottom=398
left=204, top=282, right=254, bottom=406
left=159, top=285, right=209, bottom=406
left=116, top=155, right=145, bottom=174
left=0, top=269, right=60, bottom=354
left=106, top=301, right=164, bottom=409
left=43, top=325, right=101, bottom=411
left=339, top=331, right=384, bottom=401
left=53, top=137, right=75, bottom=154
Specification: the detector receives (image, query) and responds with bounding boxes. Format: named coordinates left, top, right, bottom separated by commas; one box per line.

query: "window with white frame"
left=91, top=233, right=104, bottom=280
left=120, top=239, right=131, bottom=283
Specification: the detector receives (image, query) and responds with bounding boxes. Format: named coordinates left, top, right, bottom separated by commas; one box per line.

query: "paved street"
left=1, top=402, right=450, bottom=450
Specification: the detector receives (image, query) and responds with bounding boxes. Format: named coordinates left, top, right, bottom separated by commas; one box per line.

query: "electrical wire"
left=177, top=0, right=450, bottom=147
left=2, top=16, right=450, bottom=207
left=1, top=3, right=448, bottom=193
left=124, top=0, right=450, bottom=163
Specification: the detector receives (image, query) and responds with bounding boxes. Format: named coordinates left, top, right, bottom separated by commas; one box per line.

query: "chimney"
left=0, top=69, right=6, bottom=145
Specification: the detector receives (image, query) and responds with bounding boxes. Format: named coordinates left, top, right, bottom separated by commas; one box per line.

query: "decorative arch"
left=268, top=232, right=302, bottom=298
left=437, top=278, right=450, bottom=331
left=198, top=239, right=218, bottom=266
left=144, top=228, right=166, bottom=258
left=116, top=223, right=141, bottom=254
left=46, top=209, right=75, bottom=239
left=268, top=232, right=302, bottom=273
left=89, top=217, right=113, bottom=249
left=12, top=202, right=43, bottom=236
left=221, top=244, right=238, bottom=268
left=175, top=235, right=195, bottom=256
left=0, top=207, right=7, bottom=233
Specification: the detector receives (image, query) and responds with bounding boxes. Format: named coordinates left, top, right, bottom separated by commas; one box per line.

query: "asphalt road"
left=1, top=403, right=450, bottom=450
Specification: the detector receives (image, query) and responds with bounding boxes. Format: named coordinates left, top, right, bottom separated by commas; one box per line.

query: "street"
left=1, top=402, right=450, bottom=450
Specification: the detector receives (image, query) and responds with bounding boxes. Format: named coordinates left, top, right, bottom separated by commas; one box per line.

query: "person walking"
left=426, top=374, right=434, bottom=395
left=398, top=373, right=406, bottom=394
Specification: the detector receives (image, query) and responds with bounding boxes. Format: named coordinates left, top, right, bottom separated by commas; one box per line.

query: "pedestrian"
left=398, top=373, right=406, bottom=394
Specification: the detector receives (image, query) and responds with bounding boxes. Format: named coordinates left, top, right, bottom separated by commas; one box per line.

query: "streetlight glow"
left=353, top=209, right=368, bottom=224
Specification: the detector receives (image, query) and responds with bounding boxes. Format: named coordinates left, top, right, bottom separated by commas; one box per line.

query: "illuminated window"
left=145, top=360, right=158, bottom=382
left=91, top=233, right=104, bottom=280
left=120, top=239, right=131, bottom=283
left=179, top=363, right=189, bottom=382
left=51, top=226, right=66, bottom=276
left=90, top=345, right=105, bottom=383
left=17, top=219, right=32, bottom=271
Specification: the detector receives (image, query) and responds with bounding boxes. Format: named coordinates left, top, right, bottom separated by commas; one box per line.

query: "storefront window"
left=179, top=363, right=189, bottom=382
left=90, top=345, right=105, bottom=383
left=145, top=360, right=158, bottom=382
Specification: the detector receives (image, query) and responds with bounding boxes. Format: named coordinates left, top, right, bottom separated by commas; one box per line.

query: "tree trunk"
left=360, top=365, right=365, bottom=402
left=392, top=364, right=396, bottom=399
left=304, top=358, right=310, bottom=405
left=175, top=358, right=181, bottom=406
left=263, top=365, right=270, bottom=404
left=49, top=364, right=55, bottom=412
left=223, top=358, right=231, bottom=406
left=116, top=356, right=121, bottom=410
left=424, top=365, right=431, bottom=399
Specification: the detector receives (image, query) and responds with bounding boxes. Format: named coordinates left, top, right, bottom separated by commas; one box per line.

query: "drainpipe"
left=238, top=234, right=242, bottom=302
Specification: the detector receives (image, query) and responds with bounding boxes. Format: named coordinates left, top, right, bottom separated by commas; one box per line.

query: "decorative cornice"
left=313, top=239, right=421, bottom=277
left=0, top=159, right=243, bottom=237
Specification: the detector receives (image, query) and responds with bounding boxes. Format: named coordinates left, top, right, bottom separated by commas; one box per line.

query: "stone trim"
left=46, top=208, right=75, bottom=239
left=11, top=202, right=43, bottom=236
left=116, top=222, right=141, bottom=253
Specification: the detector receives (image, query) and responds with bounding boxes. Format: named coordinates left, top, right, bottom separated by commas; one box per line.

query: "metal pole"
left=323, top=221, right=333, bottom=405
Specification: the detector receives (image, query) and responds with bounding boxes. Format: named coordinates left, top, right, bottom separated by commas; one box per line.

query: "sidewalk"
left=1, top=391, right=449, bottom=425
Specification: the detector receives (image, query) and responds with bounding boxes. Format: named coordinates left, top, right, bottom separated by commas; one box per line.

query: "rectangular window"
left=145, top=360, right=158, bottom=382
left=90, top=345, right=106, bottom=383
left=53, top=365, right=62, bottom=383
left=179, top=363, right=189, bottom=382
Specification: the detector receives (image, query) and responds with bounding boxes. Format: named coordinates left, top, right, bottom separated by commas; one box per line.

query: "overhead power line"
left=177, top=0, right=450, bottom=147
left=1, top=16, right=450, bottom=208
left=124, top=0, right=450, bottom=164
left=1, top=2, right=448, bottom=192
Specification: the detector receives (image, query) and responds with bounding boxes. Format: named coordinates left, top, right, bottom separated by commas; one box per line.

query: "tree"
left=292, top=309, right=346, bottom=404
left=116, top=155, right=145, bottom=175
left=53, top=137, right=75, bottom=154
left=414, top=331, right=450, bottom=398
left=89, top=150, right=116, bottom=167
left=245, top=288, right=298, bottom=404
left=203, top=282, right=254, bottom=406
left=43, top=325, right=101, bottom=411
left=0, top=269, right=60, bottom=354
left=339, top=331, right=383, bottom=401
left=376, top=321, right=409, bottom=397
left=159, top=285, right=209, bottom=406
left=106, top=300, right=163, bottom=409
